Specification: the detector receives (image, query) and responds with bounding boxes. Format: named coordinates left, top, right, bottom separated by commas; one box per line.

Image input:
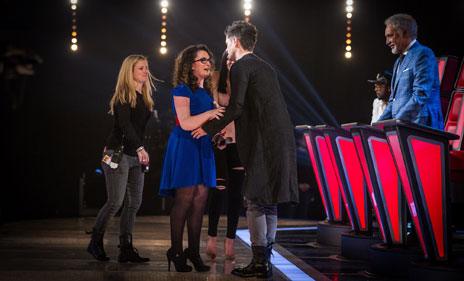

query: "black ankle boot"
left=87, top=228, right=109, bottom=261
left=118, top=233, right=150, bottom=263
left=231, top=246, right=272, bottom=278
left=258, top=243, right=273, bottom=279
left=184, top=248, right=210, bottom=272
left=166, top=248, right=192, bottom=272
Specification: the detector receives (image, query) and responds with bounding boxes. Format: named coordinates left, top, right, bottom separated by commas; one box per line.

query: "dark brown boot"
left=118, top=233, right=150, bottom=263
left=87, top=228, right=109, bottom=261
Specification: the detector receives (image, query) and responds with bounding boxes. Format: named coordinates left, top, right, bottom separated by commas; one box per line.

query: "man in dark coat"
left=192, top=20, right=299, bottom=278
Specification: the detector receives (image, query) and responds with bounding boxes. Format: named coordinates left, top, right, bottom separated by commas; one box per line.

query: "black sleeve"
left=203, top=62, right=248, bottom=136
left=115, top=102, right=143, bottom=149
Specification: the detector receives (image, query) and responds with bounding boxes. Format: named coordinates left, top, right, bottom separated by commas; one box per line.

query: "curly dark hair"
left=172, top=44, right=215, bottom=93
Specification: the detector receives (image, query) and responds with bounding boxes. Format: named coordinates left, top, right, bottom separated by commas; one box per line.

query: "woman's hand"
left=137, top=147, right=150, bottom=165
left=191, top=127, right=207, bottom=139
left=208, top=106, right=225, bottom=120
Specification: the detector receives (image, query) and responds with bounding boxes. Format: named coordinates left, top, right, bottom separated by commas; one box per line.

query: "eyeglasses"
left=193, top=57, right=212, bottom=64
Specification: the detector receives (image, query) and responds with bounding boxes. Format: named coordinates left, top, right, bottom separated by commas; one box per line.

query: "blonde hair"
left=109, top=54, right=155, bottom=114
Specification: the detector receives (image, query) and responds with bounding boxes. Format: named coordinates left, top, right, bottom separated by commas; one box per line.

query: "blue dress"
left=159, top=84, right=216, bottom=197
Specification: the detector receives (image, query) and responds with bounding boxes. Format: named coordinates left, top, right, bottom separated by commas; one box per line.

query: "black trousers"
left=207, top=143, right=245, bottom=239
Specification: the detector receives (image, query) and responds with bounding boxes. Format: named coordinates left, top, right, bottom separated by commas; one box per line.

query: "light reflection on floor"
left=235, top=226, right=318, bottom=281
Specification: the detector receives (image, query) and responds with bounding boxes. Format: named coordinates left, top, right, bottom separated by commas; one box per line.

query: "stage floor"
left=0, top=216, right=317, bottom=281
left=4, top=216, right=461, bottom=280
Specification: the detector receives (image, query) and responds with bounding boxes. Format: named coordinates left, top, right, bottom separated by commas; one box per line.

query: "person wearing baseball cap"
left=368, top=70, right=392, bottom=124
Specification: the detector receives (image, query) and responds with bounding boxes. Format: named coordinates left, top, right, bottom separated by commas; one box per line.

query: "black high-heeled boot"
left=118, top=233, right=150, bottom=263
left=166, top=248, right=192, bottom=272
left=184, top=248, right=210, bottom=272
left=87, top=228, right=109, bottom=261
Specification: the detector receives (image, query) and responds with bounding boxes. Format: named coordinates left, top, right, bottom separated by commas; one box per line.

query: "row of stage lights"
left=70, top=0, right=78, bottom=52
left=243, top=0, right=252, bottom=22
left=69, top=1, right=354, bottom=63
left=345, top=0, right=353, bottom=59
left=157, top=0, right=252, bottom=55
left=159, top=0, right=168, bottom=55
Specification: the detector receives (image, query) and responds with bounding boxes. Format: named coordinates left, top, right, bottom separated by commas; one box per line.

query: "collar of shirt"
left=402, top=39, right=417, bottom=56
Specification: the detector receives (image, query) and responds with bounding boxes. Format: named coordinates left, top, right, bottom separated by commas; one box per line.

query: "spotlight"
left=69, top=1, right=79, bottom=54
left=242, top=0, right=252, bottom=19
left=344, top=1, right=353, bottom=60
left=159, top=1, right=169, bottom=56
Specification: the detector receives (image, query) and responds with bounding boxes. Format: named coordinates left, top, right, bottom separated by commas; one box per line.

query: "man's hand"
left=191, top=127, right=207, bottom=139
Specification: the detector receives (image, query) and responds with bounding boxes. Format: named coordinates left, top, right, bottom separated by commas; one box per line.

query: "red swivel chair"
left=445, top=91, right=464, bottom=182
left=296, top=125, right=351, bottom=247
left=437, top=56, right=460, bottom=114
left=455, top=58, right=464, bottom=90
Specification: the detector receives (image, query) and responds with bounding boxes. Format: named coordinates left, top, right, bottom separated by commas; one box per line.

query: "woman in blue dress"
left=159, top=44, right=225, bottom=272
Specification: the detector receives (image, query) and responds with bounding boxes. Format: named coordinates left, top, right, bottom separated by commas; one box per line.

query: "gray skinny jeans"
left=94, top=153, right=144, bottom=235
left=245, top=199, right=278, bottom=247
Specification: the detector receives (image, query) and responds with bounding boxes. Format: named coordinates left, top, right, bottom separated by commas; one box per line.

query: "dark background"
left=1, top=0, right=463, bottom=222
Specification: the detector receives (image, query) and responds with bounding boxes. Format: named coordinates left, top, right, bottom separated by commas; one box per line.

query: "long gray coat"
left=204, top=54, right=299, bottom=205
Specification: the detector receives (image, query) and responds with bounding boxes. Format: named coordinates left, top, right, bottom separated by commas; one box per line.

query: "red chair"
left=437, top=56, right=459, bottom=91
left=350, top=125, right=407, bottom=246
left=455, top=58, right=464, bottom=90
left=437, top=56, right=460, bottom=115
left=444, top=91, right=464, bottom=182
left=321, top=126, right=372, bottom=234
left=301, top=126, right=345, bottom=223
left=380, top=120, right=457, bottom=261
